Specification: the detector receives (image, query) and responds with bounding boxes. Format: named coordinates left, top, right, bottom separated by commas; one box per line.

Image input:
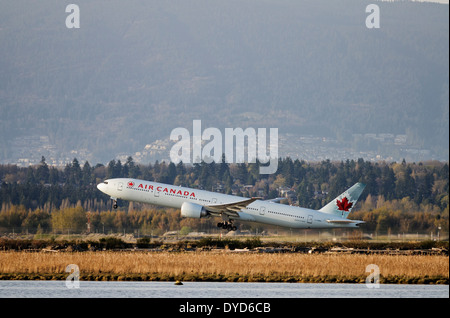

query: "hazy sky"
left=387, top=0, right=449, bottom=3
left=413, top=0, right=448, bottom=3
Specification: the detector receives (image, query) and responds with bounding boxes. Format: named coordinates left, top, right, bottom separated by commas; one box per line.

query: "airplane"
left=97, top=178, right=366, bottom=231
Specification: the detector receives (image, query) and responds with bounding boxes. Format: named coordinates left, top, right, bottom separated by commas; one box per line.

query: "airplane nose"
left=97, top=182, right=106, bottom=192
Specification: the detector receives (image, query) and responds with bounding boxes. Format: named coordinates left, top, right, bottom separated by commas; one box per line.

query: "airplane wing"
left=205, top=197, right=262, bottom=217
left=326, top=219, right=365, bottom=224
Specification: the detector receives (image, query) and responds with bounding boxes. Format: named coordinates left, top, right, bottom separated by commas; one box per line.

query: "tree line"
left=0, top=156, right=448, bottom=235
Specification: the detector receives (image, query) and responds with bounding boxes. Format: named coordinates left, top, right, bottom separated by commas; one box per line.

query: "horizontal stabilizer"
left=265, top=197, right=285, bottom=203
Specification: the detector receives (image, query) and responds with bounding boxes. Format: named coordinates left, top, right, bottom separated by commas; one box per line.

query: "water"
left=0, top=281, right=448, bottom=298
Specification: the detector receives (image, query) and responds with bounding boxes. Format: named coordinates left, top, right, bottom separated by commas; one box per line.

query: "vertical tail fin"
left=319, top=183, right=366, bottom=219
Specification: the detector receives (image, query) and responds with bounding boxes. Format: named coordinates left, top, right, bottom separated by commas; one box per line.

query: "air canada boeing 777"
left=97, top=178, right=366, bottom=231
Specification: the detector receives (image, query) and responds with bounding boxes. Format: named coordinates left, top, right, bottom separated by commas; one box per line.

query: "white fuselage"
left=97, top=178, right=360, bottom=229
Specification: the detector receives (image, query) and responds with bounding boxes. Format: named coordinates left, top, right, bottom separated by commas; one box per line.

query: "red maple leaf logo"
left=127, top=181, right=135, bottom=187
left=336, top=197, right=353, bottom=211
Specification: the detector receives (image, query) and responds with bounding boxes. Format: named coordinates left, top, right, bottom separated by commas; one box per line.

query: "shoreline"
left=0, top=272, right=448, bottom=285
left=1, top=249, right=448, bottom=285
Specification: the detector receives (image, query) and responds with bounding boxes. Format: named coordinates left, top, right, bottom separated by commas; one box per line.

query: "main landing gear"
left=217, top=221, right=237, bottom=232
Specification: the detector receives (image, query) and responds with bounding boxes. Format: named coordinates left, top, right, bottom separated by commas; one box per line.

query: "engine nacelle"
left=181, top=202, right=208, bottom=218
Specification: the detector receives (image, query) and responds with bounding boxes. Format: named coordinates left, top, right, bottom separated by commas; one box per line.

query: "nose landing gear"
left=111, top=197, right=118, bottom=209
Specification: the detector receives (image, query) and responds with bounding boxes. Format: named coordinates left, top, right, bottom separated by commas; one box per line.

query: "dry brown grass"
left=1, top=251, right=448, bottom=282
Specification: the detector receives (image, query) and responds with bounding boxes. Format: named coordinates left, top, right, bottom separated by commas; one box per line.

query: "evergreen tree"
left=36, top=156, right=49, bottom=184
left=380, top=165, right=396, bottom=200
left=167, top=162, right=177, bottom=184
left=82, top=161, right=92, bottom=185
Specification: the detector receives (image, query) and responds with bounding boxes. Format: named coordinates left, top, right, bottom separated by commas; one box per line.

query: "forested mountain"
left=0, top=0, right=448, bottom=163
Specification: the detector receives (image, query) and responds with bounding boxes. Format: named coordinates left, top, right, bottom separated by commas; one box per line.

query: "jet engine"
left=181, top=202, right=208, bottom=218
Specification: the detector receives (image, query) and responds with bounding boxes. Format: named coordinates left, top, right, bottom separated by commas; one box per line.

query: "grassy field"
left=0, top=251, right=448, bottom=284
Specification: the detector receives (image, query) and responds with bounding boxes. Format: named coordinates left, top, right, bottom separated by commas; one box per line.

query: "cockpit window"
left=103, top=181, right=108, bottom=184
